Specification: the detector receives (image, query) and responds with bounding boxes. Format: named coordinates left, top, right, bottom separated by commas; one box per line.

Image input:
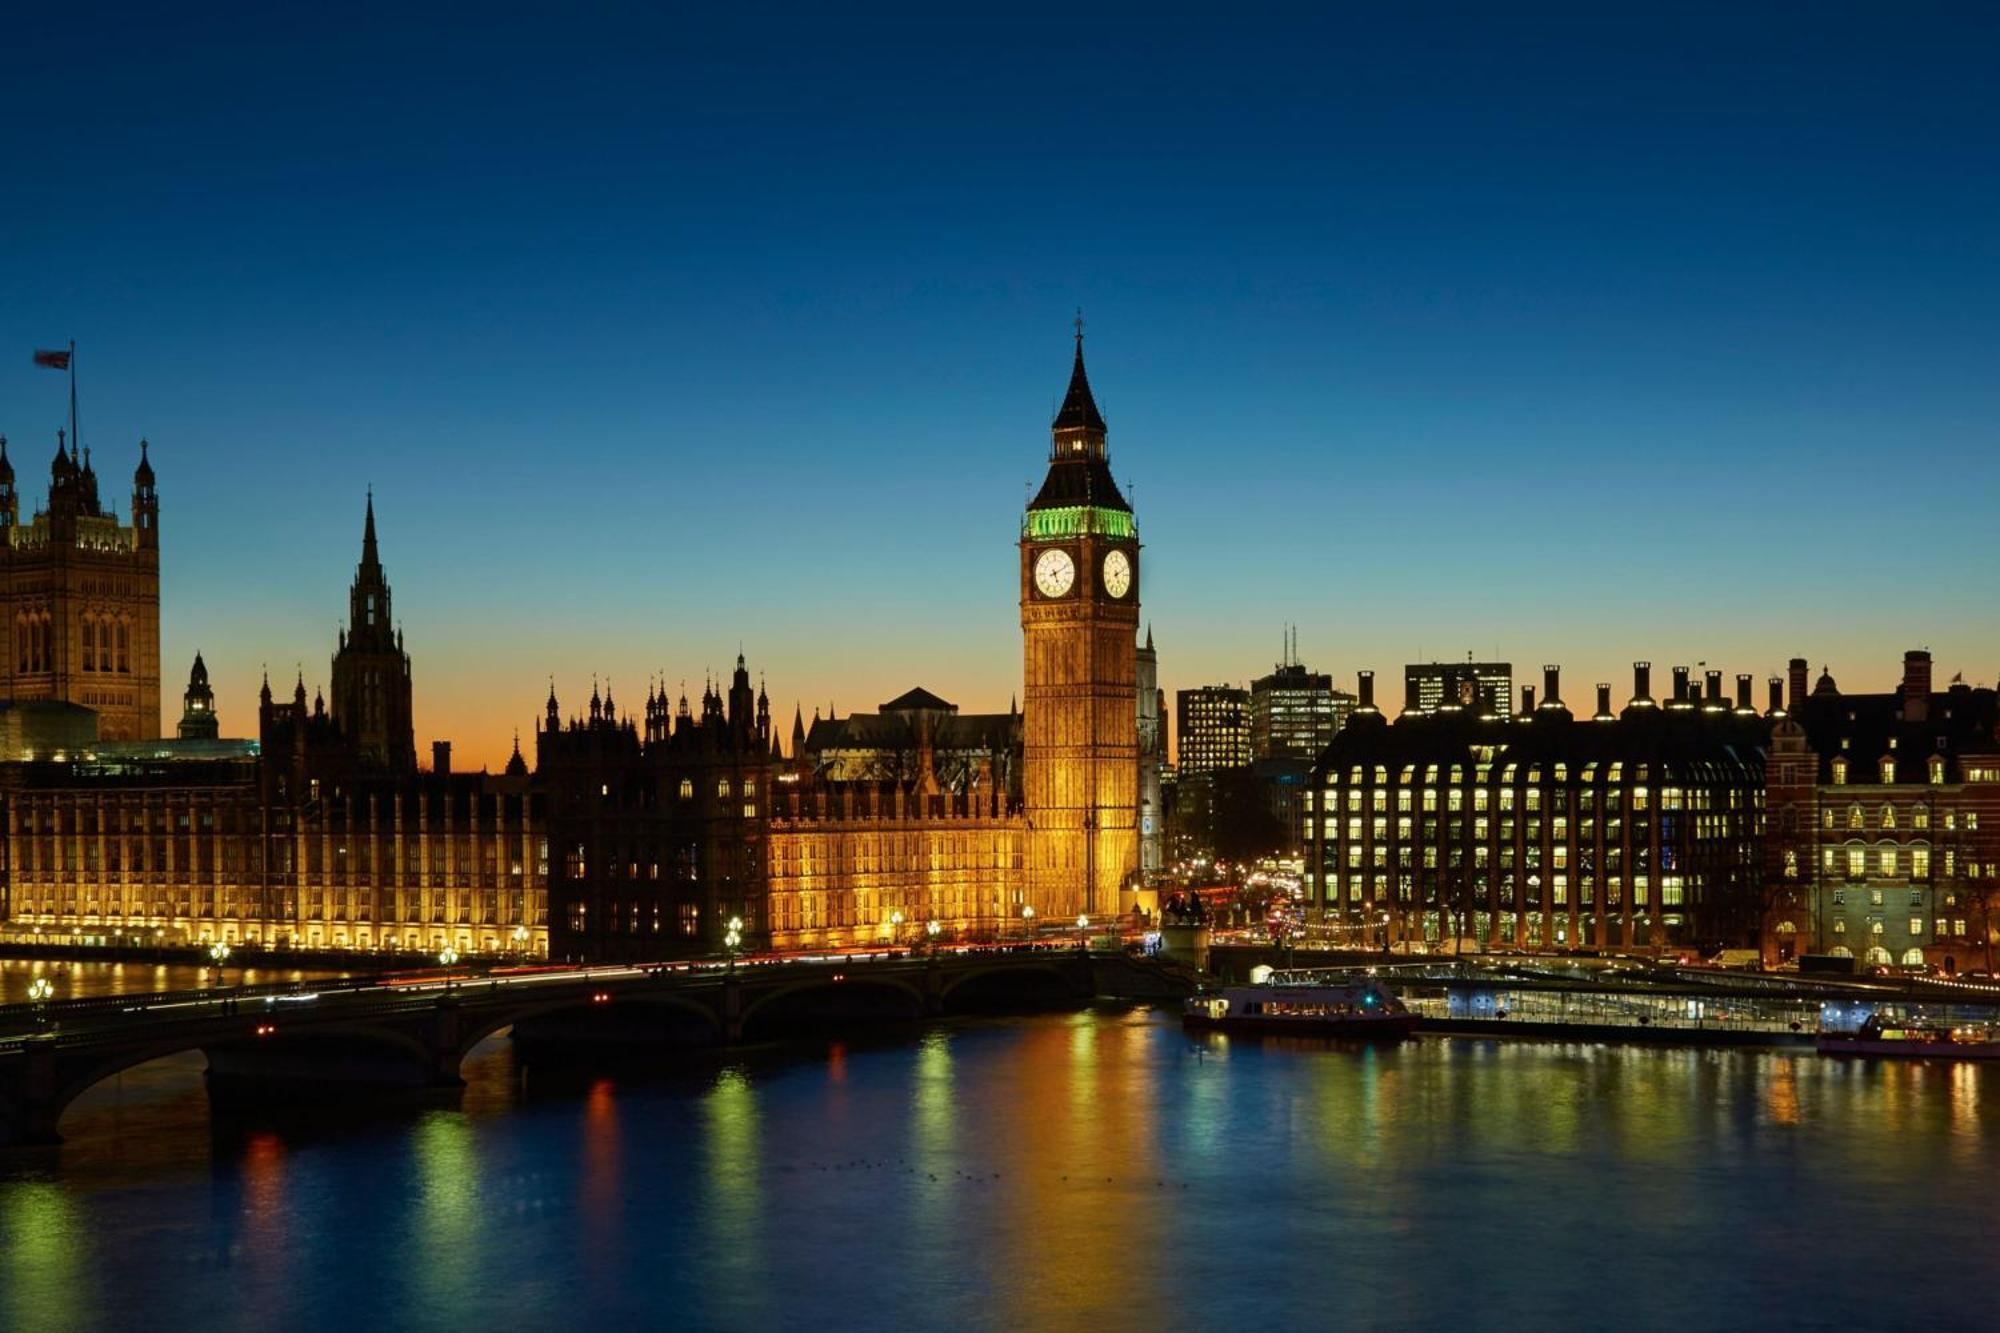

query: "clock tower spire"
left=1021, top=328, right=1140, bottom=919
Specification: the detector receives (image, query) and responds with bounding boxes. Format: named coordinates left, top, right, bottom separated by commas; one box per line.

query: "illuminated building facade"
left=1305, top=664, right=1767, bottom=952
left=1176, top=685, right=1250, bottom=776
left=1763, top=651, right=2000, bottom=972
left=0, top=434, right=161, bottom=739
left=1019, top=334, right=1141, bottom=917
left=1137, top=627, right=1165, bottom=876
left=1250, top=658, right=1350, bottom=764
left=0, top=501, right=550, bottom=956
left=1406, top=660, right=1513, bottom=720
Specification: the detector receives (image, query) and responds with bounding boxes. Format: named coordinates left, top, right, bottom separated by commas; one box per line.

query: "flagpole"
left=68, top=339, right=78, bottom=456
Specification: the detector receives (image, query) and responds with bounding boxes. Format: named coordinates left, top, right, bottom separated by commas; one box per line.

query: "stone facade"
left=0, top=436, right=161, bottom=740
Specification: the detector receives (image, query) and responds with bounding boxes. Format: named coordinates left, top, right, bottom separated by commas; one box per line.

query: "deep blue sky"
left=2, top=4, right=1995, bottom=763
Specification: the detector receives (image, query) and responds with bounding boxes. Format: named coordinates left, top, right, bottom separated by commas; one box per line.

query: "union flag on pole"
left=33, top=349, right=71, bottom=370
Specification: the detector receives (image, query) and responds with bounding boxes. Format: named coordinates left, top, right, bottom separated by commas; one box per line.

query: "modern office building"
left=1177, top=685, right=1251, bottom=776
left=1250, top=659, right=1351, bottom=763
left=1406, top=660, right=1513, bottom=719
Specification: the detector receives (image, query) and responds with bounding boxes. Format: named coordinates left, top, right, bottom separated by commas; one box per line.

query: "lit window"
left=1878, top=847, right=1897, bottom=876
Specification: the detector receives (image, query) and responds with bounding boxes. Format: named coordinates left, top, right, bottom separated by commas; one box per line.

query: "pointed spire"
left=134, top=438, right=154, bottom=486
left=1051, top=313, right=1107, bottom=436
left=361, top=488, right=381, bottom=571
left=1146, top=622, right=1154, bottom=651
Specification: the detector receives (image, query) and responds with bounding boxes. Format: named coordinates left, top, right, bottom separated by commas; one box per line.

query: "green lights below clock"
left=1021, top=506, right=1135, bottom=541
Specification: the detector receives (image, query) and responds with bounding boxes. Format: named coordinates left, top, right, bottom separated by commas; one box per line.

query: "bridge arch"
left=458, top=990, right=725, bottom=1056
left=737, top=973, right=928, bottom=1038
left=937, top=960, right=1084, bottom=1012
left=0, top=1019, right=444, bottom=1146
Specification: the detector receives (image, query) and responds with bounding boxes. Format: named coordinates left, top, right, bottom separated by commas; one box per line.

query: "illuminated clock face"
left=1102, top=549, right=1133, bottom=599
left=1034, top=548, right=1076, bottom=598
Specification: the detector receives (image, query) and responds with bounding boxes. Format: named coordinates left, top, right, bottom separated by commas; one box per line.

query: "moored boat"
left=1183, top=979, right=1417, bottom=1040
left=1818, top=1015, right=2000, bottom=1061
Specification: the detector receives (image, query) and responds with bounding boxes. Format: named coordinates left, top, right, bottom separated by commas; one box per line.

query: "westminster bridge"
left=0, top=947, right=1197, bottom=1145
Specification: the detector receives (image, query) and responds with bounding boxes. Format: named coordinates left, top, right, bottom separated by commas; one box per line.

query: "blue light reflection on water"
left=4, top=1010, right=1998, bottom=1333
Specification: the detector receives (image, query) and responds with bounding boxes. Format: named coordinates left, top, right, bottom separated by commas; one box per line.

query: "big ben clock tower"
left=1021, top=329, right=1140, bottom=918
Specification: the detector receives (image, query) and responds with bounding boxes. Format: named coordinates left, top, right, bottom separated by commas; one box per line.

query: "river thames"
left=3, top=995, right=1996, bottom=1332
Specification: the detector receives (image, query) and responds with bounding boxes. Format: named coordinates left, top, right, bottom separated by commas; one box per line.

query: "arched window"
left=1913, top=803, right=1930, bottom=830
left=717, top=779, right=731, bottom=799
left=1847, top=804, right=1865, bottom=831
left=1865, top=946, right=1892, bottom=966
left=1881, top=804, right=1897, bottom=830
left=678, top=779, right=693, bottom=800
left=1901, top=947, right=1926, bottom=967
left=1775, top=920, right=1798, bottom=936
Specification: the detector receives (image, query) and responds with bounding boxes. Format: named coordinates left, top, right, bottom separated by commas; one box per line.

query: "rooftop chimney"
left=1521, top=684, right=1536, bottom=714
left=1735, top=673, right=1754, bottom=713
left=1768, top=676, right=1784, bottom=716
left=1631, top=661, right=1655, bottom=708
left=1595, top=683, right=1614, bottom=721
left=1357, top=669, right=1376, bottom=713
left=1903, top=650, right=1932, bottom=723
left=1704, top=670, right=1724, bottom=709
left=1541, top=664, right=1563, bottom=710
left=1670, top=666, right=1691, bottom=707
left=1788, top=657, right=1809, bottom=713
left=432, top=740, right=452, bottom=775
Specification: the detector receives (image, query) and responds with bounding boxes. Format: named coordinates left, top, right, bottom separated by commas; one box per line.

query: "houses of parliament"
left=0, top=340, right=1161, bottom=960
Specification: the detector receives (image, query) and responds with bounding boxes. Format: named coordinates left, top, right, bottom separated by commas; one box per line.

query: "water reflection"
left=3, top=1012, right=2000, bottom=1331
left=0, top=956, right=349, bottom=1005
left=0, top=1183, right=92, bottom=1329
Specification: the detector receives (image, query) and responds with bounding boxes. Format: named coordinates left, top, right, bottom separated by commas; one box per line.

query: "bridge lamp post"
left=1076, top=914, right=1089, bottom=951
left=1020, top=904, right=1035, bottom=942
left=439, top=945, right=460, bottom=990
left=725, top=917, right=744, bottom=973
left=512, top=924, right=530, bottom=958
left=890, top=909, right=905, bottom=948
left=209, top=940, right=232, bottom=989
left=28, top=976, right=54, bottom=1017
left=926, top=919, right=941, bottom=958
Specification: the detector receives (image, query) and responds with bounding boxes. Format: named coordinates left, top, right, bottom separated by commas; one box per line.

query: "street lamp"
left=724, top=915, right=744, bottom=972
left=512, top=924, right=530, bottom=957
left=1020, top=904, right=1035, bottom=942
left=890, top=909, right=905, bottom=948
left=926, top=919, right=941, bottom=957
left=438, top=945, right=459, bottom=990
left=210, top=939, right=232, bottom=989
left=28, top=976, right=53, bottom=1026
left=1076, top=913, right=1090, bottom=950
